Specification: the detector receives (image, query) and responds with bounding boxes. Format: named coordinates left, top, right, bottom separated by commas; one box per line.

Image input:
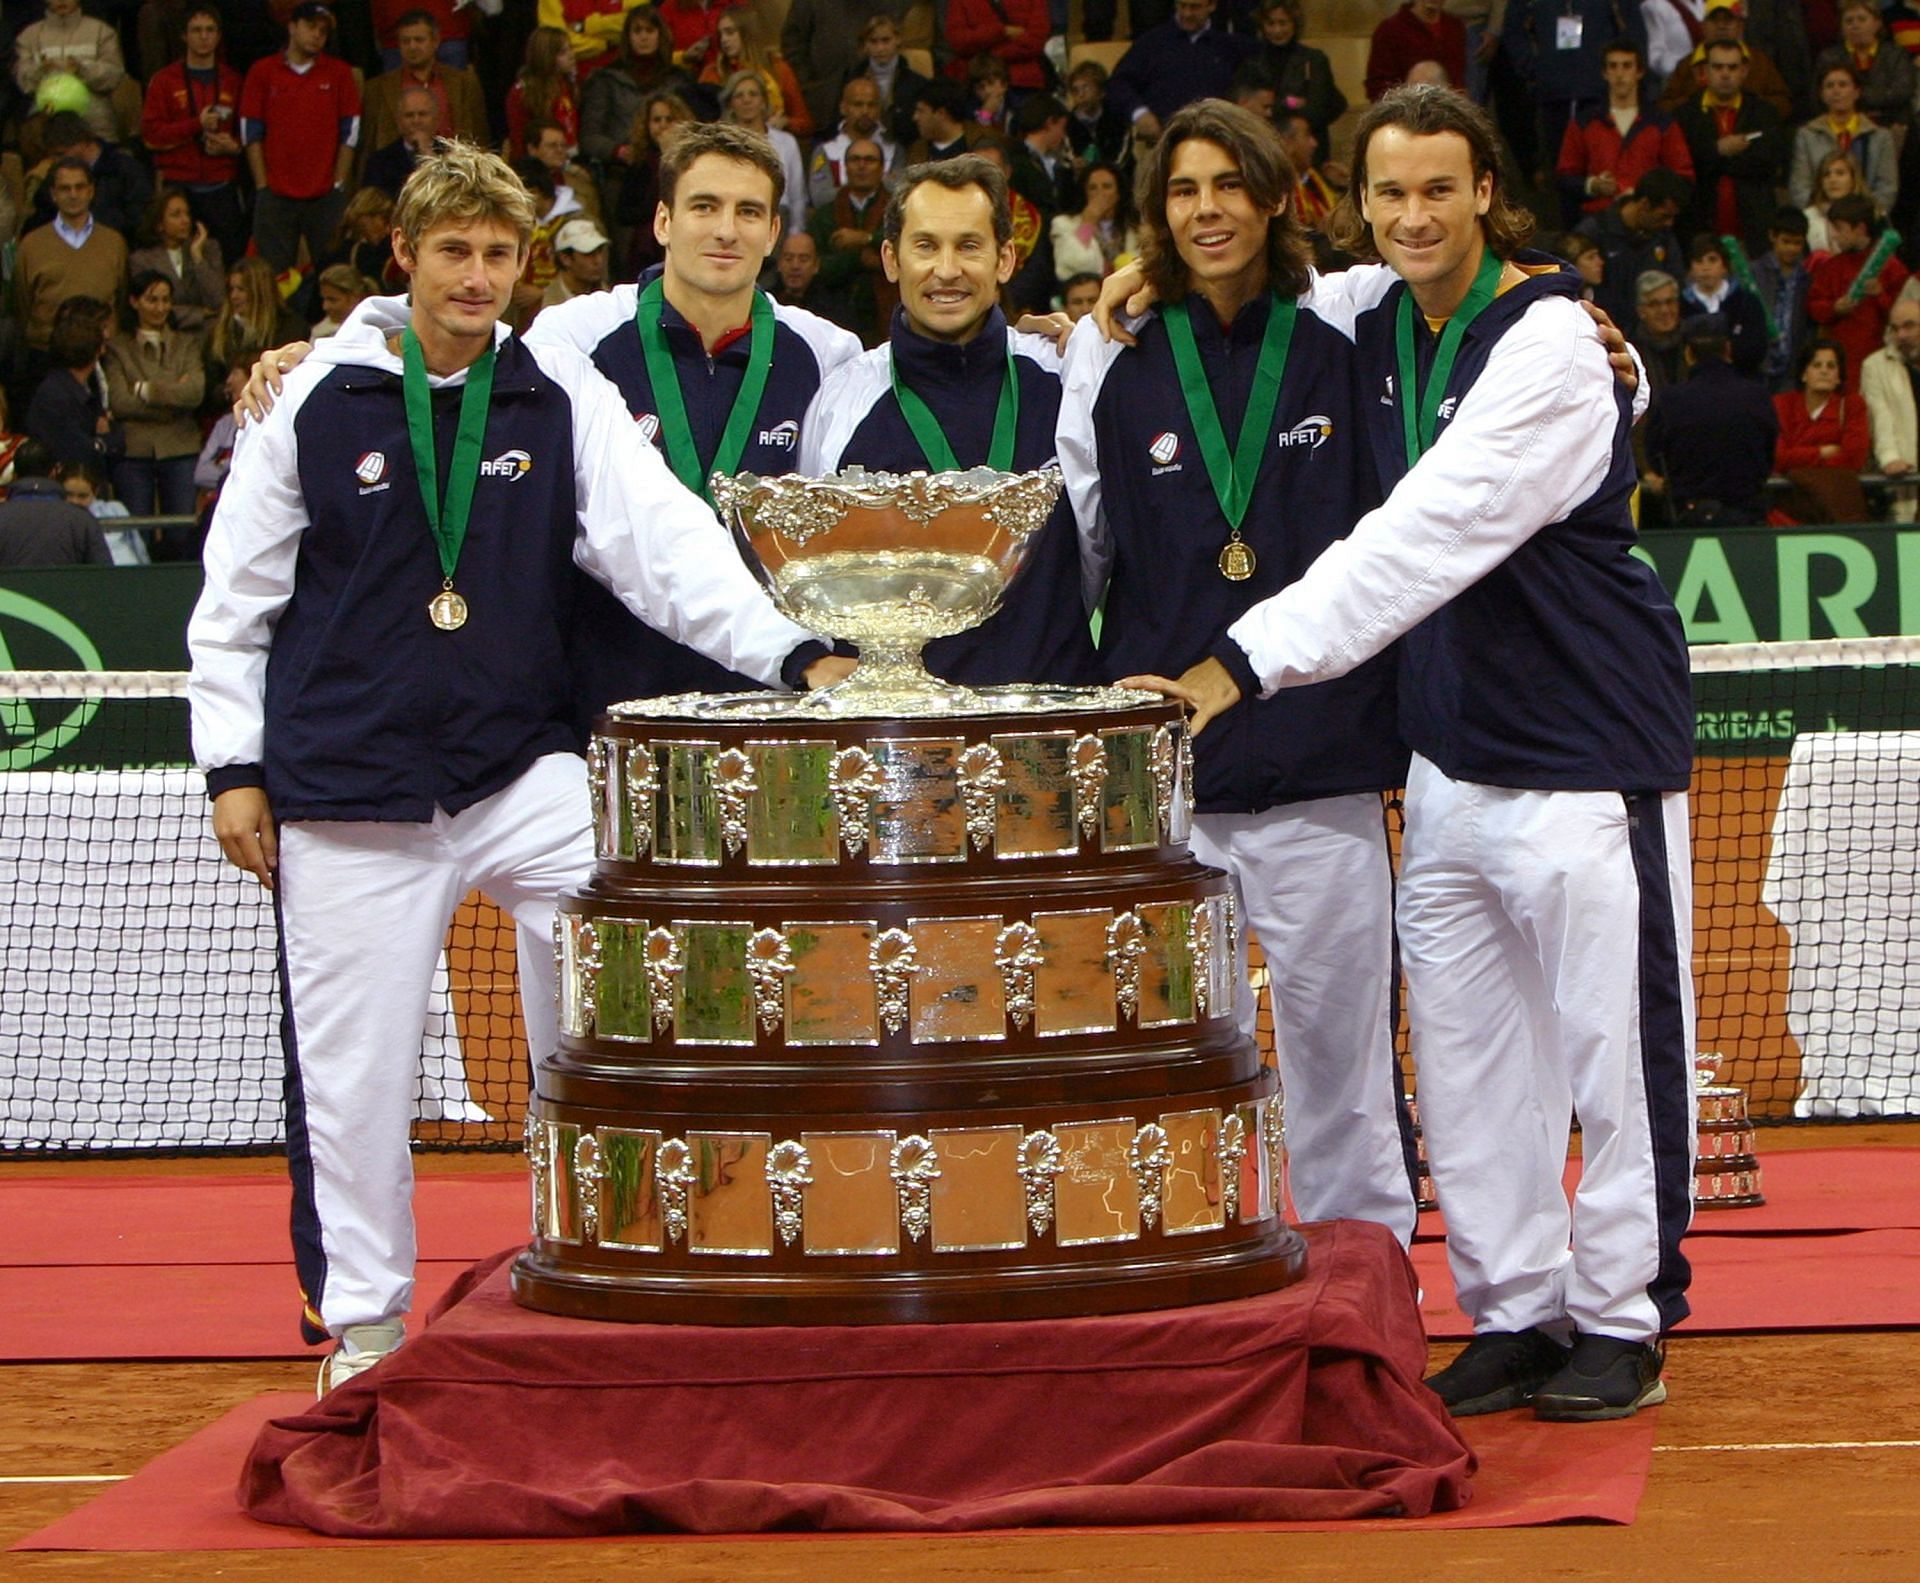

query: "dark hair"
left=1560, top=229, right=1602, bottom=260
left=657, top=120, right=785, bottom=211
left=128, top=268, right=172, bottom=302
left=1828, top=192, right=1877, bottom=230
left=883, top=155, right=1012, bottom=249
left=1704, top=38, right=1745, bottom=63
left=1630, top=166, right=1692, bottom=209
left=394, top=8, right=440, bottom=33
left=1768, top=205, right=1811, bottom=237
left=13, top=438, right=55, bottom=481
left=48, top=298, right=111, bottom=370
left=523, top=116, right=565, bottom=149
left=1820, top=61, right=1864, bottom=90
left=1327, top=85, right=1533, bottom=260
left=1067, top=60, right=1108, bottom=90
left=1137, top=98, right=1313, bottom=304
left=969, top=53, right=1010, bottom=87
left=1014, top=93, right=1068, bottom=136
left=1682, top=316, right=1731, bottom=362
left=1687, top=232, right=1726, bottom=264
left=1061, top=270, right=1102, bottom=293
left=511, top=155, right=556, bottom=201
left=1256, top=0, right=1304, bottom=28
left=1230, top=61, right=1278, bottom=100
left=45, top=155, right=95, bottom=193
left=915, top=79, right=967, bottom=122
left=620, top=5, right=673, bottom=70
left=1602, top=37, right=1646, bottom=69
left=1796, top=335, right=1847, bottom=384
left=41, top=112, right=94, bottom=154
left=182, top=5, right=222, bottom=36
left=59, top=457, right=110, bottom=491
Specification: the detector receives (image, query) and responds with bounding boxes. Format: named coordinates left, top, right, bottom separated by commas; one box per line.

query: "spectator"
left=1230, top=60, right=1280, bottom=124
left=783, top=0, right=907, bottom=136
left=309, top=263, right=379, bottom=338
left=1804, top=149, right=1868, bottom=250
left=103, top=270, right=205, bottom=518
left=31, top=111, right=154, bottom=240
left=611, top=89, right=696, bottom=275
left=59, top=459, right=146, bottom=566
left=1675, top=37, right=1787, bottom=253
left=140, top=8, right=246, bottom=270
left=0, top=392, right=25, bottom=487
left=946, top=0, right=1051, bottom=96
left=1863, top=295, right=1920, bottom=517
left=0, top=439, right=113, bottom=568
left=1680, top=233, right=1770, bottom=377
left=1773, top=336, right=1871, bottom=520
left=194, top=360, right=251, bottom=509
left=1556, top=39, right=1693, bottom=225
left=541, top=0, right=648, bottom=80
left=542, top=216, right=612, bottom=311
left=1631, top=268, right=1688, bottom=390
left=1788, top=63, right=1896, bottom=215
left=373, top=0, right=494, bottom=72
left=720, top=71, right=807, bottom=238
left=13, top=0, right=126, bottom=144
left=1063, top=60, right=1130, bottom=172
left=1574, top=166, right=1688, bottom=325
left=1252, top=1, right=1346, bottom=153
left=1660, top=0, right=1795, bottom=121
left=1808, top=194, right=1909, bottom=390
left=1816, top=2, right=1913, bottom=129
left=363, top=85, right=439, bottom=199
left=580, top=7, right=696, bottom=167
left=1010, top=94, right=1080, bottom=223
left=1276, top=109, right=1340, bottom=234
left=1060, top=269, right=1102, bottom=319
left=211, top=256, right=304, bottom=374
left=700, top=7, right=814, bottom=139
left=524, top=116, right=606, bottom=228
left=13, top=159, right=129, bottom=359
left=1112, top=1, right=1256, bottom=134
left=968, top=55, right=1015, bottom=136
left=28, top=298, right=118, bottom=470
left=507, top=28, right=582, bottom=158
left=1504, top=3, right=1648, bottom=190
left=1750, top=205, right=1813, bottom=388
left=972, top=133, right=1047, bottom=315
left=909, top=79, right=985, bottom=163
left=360, top=9, right=488, bottom=162
left=241, top=3, right=363, bottom=274
left=844, top=13, right=925, bottom=146
left=1643, top=315, right=1780, bottom=524
left=809, top=135, right=891, bottom=342
left=659, top=0, right=726, bottom=60
left=1562, top=228, right=1604, bottom=301
left=1366, top=0, right=1467, bottom=100
left=809, top=78, right=900, bottom=209
left=318, top=188, right=399, bottom=293
left=771, top=230, right=843, bottom=320
left=1049, top=161, right=1136, bottom=284
left=512, top=159, right=580, bottom=326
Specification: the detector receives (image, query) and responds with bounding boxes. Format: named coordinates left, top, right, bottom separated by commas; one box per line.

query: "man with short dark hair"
left=1679, top=233, right=1769, bottom=378
left=1061, top=270, right=1102, bottom=319
left=801, top=156, right=1098, bottom=689
left=13, top=160, right=128, bottom=356
left=1065, top=60, right=1131, bottom=170
left=27, top=297, right=117, bottom=468
left=0, top=439, right=112, bottom=567
left=907, top=79, right=981, bottom=164
left=1111, top=0, right=1257, bottom=138
left=810, top=135, right=892, bottom=342
left=359, top=7, right=487, bottom=169
left=1659, top=0, right=1795, bottom=120
left=1574, top=167, right=1689, bottom=324
left=1673, top=36, right=1787, bottom=253
left=31, top=111, right=153, bottom=240
left=1749, top=205, right=1812, bottom=388
left=140, top=5, right=246, bottom=266
left=240, top=2, right=363, bottom=273
left=1643, top=314, right=1780, bottom=523
left=1808, top=193, right=1909, bottom=392
left=772, top=230, right=845, bottom=324
left=1556, top=39, right=1695, bottom=225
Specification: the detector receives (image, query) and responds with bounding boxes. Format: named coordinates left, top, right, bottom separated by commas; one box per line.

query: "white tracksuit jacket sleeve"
left=557, top=349, right=823, bottom=688
left=1226, top=293, right=1627, bottom=696
left=1057, top=314, right=1127, bottom=616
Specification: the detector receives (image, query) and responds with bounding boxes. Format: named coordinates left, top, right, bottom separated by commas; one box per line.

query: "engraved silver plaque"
left=1100, top=727, right=1159, bottom=852
left=656, top=742, right=724, bottom=865
left=593, top=918, right=652, bottom=1042
left=1033, top=909, right=1118, bottom=1036
left=545, top=1120, right=585, bottom=1245
left=745, top=741, right=838, bottom=865
left=870, top=738, right=966, bottom=862
left=801, top=1131, right=899, bottom=1255
left=908, top=916, right=1008, bottom=1043
left=596, top=1127, right=663, bottom=1251
left=687, top=1132, right=774, bottom=1255
left=785, top=921, right=879, bottom=1045
left=1136, top=900, right=1197, bottom=1028
left=674, top=922, right=755, bottom=1045
left=929, top=1126, right=1027, bottom=1251
left=1053, top=1119, right=1142, bottom=1245
left=993, top=731, right=1079, bottom=858
left=1160, top=1108, right=1225, bottom=1236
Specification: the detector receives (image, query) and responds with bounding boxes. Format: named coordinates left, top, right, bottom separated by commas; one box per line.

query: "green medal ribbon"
left=401, top=326, right=495, bottom=608
left=1395, top=244, right=1504, bottom=466
left=1163, top=291, right=1297, bottom=530
left=634, top=276, right=776, bottom=505
left=890, top=340, right=1019, bottom=472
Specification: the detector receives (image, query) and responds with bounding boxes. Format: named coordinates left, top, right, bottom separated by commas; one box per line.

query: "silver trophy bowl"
left=710, top=466, right=1063, bottom=714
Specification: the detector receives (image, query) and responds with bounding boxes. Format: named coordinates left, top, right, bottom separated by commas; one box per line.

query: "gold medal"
left=1219, top=539, right=1256, bottom=581
left=429, top=586, right=469, bottom=630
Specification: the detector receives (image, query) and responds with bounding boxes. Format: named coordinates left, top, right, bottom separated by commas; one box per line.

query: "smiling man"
left=188, top=143, right=841, bottom=1396
left=1129, top=86, right=1695, bottom=1424
left=1059, top=100, right=1418, bottom=1249
left=800, top=155, right=1098, bottom=687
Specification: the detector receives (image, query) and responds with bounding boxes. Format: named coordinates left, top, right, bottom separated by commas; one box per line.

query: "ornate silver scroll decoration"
left=829, top=745, right=884, bottom=856
left=1190, top=903, right=1214, bottom=1020
left=1108, top=911, right=1147, bottom=1022
left=709, top=747, right=757, bottom=856
left=524, top=1113, right=548, bottom=1238
left=1070, top=733, right=1106, bottom=840
left=624, top=743, right=658, bottom=858
left=1150, top=724, right=1176, bottom=840
left=870, top=927, right=919, bottom=1035
left=1131, top=1122, right=1172, bottom=1231
left=586, top=739, right=608, bottom=851
left=766, top=1139, right=813, bottom=1247
left=573, top=1130, right=602, bottom=1243
left=1018, top=1128, right=1063, bottom=1238
left=1176, top=727, right=1195, bottom=837
left=657, top=1137, right=695, bottom=1246
left=645, top=926, right=682, bottom=1033
left=956, top=741, right=1005, bottom=852
left=1219, top=1111, right=1248, bottom=1223
left=575, top=918, right=601, bottom=1036
left=1261, top=1095, right=1285, bottom=1206
left=994, top=920, right=1043, bottom=1030
left=747, top=927, right=794, bottom=1034
left=891, top=1134, right=941, bottom=1243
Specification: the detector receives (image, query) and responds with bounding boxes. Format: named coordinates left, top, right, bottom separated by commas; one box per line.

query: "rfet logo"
left=1276, top=415, right=1333, bottom=451
left=479, top=448, right=532, bottom=480
left=757, top=418, right=799, bottom=450
left=635, top=413, right=661, bottom=445
left=355, top=451, right=386, bottom=486
left=1148, top=431, right=1180, bottom=465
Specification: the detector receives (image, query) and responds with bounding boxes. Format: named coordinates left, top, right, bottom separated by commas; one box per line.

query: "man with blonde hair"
left=189, top=142, right=845, bottom=1396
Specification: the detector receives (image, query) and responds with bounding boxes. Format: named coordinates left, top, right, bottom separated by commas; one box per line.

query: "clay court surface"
left=5, top=1126, right=1918, bottom=1582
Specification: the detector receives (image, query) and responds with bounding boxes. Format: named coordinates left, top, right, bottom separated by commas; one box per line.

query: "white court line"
left=1657, top=1440, right=1920, bottom=1453
left=0, top=1475, right=128, bottom=1484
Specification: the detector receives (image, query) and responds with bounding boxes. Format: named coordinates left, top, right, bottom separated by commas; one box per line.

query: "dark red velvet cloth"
left=241, top=1220, right=1472, bottom=1536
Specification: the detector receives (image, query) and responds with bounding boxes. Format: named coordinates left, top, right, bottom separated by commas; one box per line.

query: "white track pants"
left=1398, top=756, right=1697, bottom=1343
left=1189, top=794, right=1418, bottom=1244
left=274, top=752, right=594, bottom=1339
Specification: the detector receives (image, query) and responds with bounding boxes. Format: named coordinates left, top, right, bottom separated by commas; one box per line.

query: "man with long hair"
left=1059, top=99, right=1419, bottom=1251
left=189, top=143, right=844, bottom=1395
left=1130, top=86, right=1694, bottom=1423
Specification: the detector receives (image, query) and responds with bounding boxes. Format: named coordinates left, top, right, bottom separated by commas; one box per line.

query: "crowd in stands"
left=8, top=0, right=1920, bottom=563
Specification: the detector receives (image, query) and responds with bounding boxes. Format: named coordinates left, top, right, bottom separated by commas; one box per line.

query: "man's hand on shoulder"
left=1091, top=262, right=1155, bottom=345
left=1580, top=301, right=1639, bottom=393
left=236, top=341, right=313, bottom=426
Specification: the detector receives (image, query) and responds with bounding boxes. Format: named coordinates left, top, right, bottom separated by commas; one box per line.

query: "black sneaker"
left=1533, top=1334, right=1668, bottom=1422
left=1424, top=1328, right=1571, bottom=1416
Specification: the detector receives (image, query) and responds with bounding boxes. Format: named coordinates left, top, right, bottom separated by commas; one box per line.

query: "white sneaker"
left=316, top=1318, right=406, bottom=1398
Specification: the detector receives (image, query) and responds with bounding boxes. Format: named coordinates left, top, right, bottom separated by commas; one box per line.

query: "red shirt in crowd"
left=946, top=0, right=1053, bottom=90
left=1773, top=389, right=1870, bottom=471
left=1365, top=3, right=1468, bottom=100
left=373, top=0, right=471, bottom=48
left=240, top=50, right=362, bottom=201
left=142, top=57, right=243, bottom=187
left=1556, top=108, right=1695, bottom=214
left=1807, top=246, right=1911, bottom=392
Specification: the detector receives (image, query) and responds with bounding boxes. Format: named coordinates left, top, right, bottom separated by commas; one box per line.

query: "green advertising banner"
left=1635, top=524, right=1920, bottom=643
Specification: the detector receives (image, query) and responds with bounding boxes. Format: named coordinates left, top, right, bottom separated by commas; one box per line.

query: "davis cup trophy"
left=511, top=467, right=1308, bottom=1324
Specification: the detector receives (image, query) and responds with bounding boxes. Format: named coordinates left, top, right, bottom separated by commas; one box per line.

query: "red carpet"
left=13, top=1392, right=1655, bottom=1551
